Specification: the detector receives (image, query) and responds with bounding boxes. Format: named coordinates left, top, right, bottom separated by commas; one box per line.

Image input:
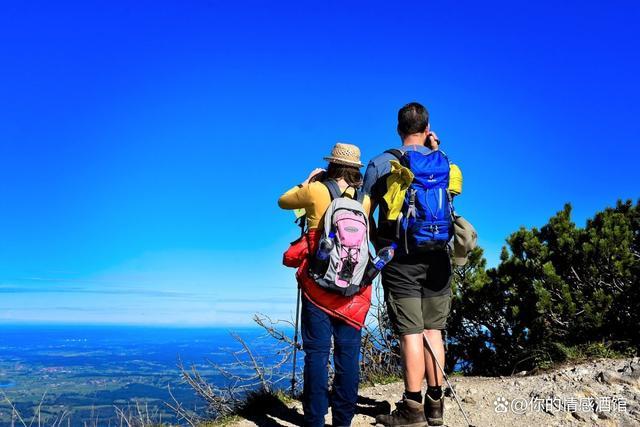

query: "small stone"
left=462, top=396, right=476, bottom=404
left=574, top=368, right=590, bottom=376
left=444, top=387, right=454, bottom=397
left=597, top=370, right=640, bottom=387
left=571, top=411, right=585, bottom=422
left=581, top=385, right=597, bottom=397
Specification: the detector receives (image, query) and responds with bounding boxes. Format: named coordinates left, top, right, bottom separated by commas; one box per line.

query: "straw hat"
left=323, top=143, right=363, bottom=167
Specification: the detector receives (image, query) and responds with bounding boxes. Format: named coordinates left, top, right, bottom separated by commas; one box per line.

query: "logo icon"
left=494, top=396, right=509, bottom=413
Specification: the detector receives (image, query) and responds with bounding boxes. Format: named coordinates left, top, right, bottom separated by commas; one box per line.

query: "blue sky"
left=1, top=1, right=638, bottom=325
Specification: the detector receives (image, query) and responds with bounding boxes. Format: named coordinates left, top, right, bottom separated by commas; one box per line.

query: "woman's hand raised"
left=302, top=168, right=326, bottom=185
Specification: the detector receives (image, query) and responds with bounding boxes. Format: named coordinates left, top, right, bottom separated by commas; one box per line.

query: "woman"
left=278, top=143, right=372, bottom=427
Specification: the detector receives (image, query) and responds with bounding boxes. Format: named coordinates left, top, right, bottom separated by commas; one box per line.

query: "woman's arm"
left=278, top=185, right=312, bottom=210
left=278, top=168, right=326, bottom=210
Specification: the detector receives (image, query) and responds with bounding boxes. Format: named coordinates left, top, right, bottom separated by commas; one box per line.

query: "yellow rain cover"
left=449, top=163, right=463, bottom=196
left=383, top=160, right=414, bottom=220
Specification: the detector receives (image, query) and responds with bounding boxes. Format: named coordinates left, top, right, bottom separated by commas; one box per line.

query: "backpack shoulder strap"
left=324, top=180, right=366, bottom=204
left=384, top=148, right=404, bottom=161
left=322, top=179, right=343, bottom=201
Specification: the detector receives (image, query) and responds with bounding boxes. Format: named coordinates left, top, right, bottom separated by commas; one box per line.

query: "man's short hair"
left=397, top=102, right=429, bottom=137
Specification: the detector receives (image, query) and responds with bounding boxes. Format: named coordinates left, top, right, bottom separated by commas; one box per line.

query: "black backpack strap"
left=323, top=179, right=343, bottom=201
left=324, top=180, right=366, bottom=203
left=384, top=148, right=404, bottom=161
left=294, top=214, right=307, bottom=236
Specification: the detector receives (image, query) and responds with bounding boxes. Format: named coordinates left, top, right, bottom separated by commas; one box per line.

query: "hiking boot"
left=424, top=394, right=444, bottom=426
left=375, top=397, right=428, bottom=427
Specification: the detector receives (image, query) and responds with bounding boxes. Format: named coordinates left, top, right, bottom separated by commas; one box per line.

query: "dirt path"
left=231, top=357, right=639, bottom=426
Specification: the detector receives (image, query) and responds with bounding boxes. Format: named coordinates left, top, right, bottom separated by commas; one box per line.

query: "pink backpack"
left=308, top=180, right=371, bottom=296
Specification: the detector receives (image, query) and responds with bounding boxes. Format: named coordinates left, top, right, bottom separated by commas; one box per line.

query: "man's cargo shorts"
left=381, top=250, right=453, bottom=335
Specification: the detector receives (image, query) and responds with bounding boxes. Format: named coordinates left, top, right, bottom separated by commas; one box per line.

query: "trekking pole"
left=290, top=215, right=307, bottom=397
left=290, top=286, right=302, bottom=397
left=422, top=332, right=476, bottom=427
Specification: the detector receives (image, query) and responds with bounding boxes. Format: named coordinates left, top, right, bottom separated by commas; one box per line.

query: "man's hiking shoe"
left=375, top=397, right=428, bottom=427
left=424, top=394, right=444, bottom=426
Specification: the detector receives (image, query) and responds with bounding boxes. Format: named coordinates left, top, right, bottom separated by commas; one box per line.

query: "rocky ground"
left=231, top=357, right=640, bottom=426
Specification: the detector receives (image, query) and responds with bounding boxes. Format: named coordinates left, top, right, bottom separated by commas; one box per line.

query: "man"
left=364, top=102, right=462, bottom=426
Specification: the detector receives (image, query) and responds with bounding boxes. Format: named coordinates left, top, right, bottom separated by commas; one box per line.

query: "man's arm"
left=362, top=160, right=381, bottom=245
left=368, top=201, right=379, bottom=247
left=362, top=160, right=379, bottom=197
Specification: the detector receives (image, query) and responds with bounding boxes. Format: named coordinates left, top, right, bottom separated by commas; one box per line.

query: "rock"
left=574, top=368, right=590, bottom=376
left=516, top=370, right=528, bottom=376
left=620, top=414, right=640, bottom=427
left=597, top=370, right=640, bottom=387
left=571, top=411, right=586, bottom=422
left=462, top=395, right=476, bottom=404
left=581, top=385, right=597, bottom=397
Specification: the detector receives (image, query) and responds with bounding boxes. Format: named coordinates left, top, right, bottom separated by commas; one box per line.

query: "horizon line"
left=0, top=320, right=269, bottom=329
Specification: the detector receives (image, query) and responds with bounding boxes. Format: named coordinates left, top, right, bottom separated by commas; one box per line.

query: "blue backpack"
left=386, top=148, right=453, bottom=254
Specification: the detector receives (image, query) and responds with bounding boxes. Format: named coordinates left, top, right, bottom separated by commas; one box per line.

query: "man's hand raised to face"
left=427, top=131, right=441, bottom=150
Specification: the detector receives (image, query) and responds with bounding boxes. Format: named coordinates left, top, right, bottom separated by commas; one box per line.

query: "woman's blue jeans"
left=301, top=296, right=362, bottom=427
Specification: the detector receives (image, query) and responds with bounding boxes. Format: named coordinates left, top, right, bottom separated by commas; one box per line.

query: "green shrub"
left=447, top=199, right=639, bottom=375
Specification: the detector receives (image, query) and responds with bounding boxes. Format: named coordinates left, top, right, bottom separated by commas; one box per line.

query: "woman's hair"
left=325, top=162, right=363, bottom=188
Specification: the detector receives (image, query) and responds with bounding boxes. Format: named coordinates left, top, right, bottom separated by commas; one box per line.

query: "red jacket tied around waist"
left=296, top=229, right=372, bottom=330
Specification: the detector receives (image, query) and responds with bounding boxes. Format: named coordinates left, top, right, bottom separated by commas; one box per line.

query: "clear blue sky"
left=1, top=1, right=638, bottom=325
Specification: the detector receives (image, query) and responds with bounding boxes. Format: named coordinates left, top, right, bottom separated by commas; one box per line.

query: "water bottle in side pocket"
left=362, top=243, right=397, bottom=284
